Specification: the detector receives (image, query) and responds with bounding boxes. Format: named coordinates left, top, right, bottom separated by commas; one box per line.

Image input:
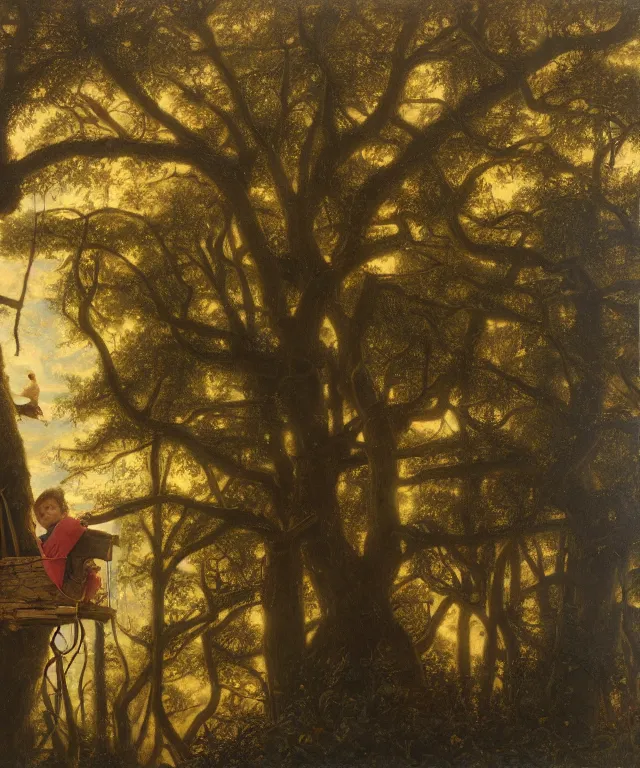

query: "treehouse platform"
left=0, top=556, right=114, bottom=630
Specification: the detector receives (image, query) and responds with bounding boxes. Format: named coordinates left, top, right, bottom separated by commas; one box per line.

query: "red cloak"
left=37, top=516, right=101, bottom=601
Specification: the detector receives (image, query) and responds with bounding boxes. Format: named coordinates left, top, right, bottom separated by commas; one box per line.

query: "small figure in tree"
left=21, top=371, right=40, bottom=403
left=13, top=371, right=48, bottom=425
left=34, top=487, right=116, bottom=603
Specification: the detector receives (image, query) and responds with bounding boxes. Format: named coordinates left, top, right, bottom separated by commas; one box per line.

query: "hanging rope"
left=76, top=632, right=90, bottom=728
left=38, top=620, right=86, bottom=757
left=40, top=619, right=86, bottom=745
left=39, top=651, right=64, bottom=754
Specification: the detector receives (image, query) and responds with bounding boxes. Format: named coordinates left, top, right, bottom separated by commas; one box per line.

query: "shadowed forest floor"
left=35, top=705, right=640, bottom=768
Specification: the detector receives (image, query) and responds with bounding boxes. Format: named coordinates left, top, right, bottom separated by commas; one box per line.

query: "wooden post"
left=94, top=621, right=108, bottom=749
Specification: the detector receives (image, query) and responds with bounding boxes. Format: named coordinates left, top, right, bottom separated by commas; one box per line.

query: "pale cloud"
left=0, top=259, right=24, bottom=297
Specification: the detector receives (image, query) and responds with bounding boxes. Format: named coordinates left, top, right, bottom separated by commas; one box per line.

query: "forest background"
left=0, top=1, right=639, bottom=767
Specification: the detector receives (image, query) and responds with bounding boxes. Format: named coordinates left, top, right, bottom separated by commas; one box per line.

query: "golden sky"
left=0, top=251, right=98, bottom=518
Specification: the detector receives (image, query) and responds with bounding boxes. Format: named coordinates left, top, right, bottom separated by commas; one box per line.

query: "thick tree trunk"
left=308, top=571, right=423, bottom=690
left=262, top=541, right=305, bottom=719
left=278, top=298, right=423, bottom=690
left=305, top=527, right=423, bottom=689
left=544, top=217, right=628, bottom=733
left=548, top=532, right=622, bottom=733
left=0, top=343, right=49, bottom=762
left=295, top=449, right=423, bottom=688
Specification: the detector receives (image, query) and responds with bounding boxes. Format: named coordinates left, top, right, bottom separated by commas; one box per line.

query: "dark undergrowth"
left=31, top=721, right=640, bottom=768
left=179, top=703, right=639, bottom=768
left=32, top=658, right=640, bottom=768
left=180, top=657, right=640, bottom=768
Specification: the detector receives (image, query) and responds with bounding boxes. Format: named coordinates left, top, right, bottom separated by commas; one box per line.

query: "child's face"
left=35, top=498, right=65, bottom=530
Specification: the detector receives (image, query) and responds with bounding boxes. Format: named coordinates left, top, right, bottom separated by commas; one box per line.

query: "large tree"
left=42, top=0, right=640, bottom=732
left=2, top=0, right=640, bottom=755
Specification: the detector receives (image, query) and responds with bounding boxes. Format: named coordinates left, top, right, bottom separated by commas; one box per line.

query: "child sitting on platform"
left=34, top=487, right=116, bottom=603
